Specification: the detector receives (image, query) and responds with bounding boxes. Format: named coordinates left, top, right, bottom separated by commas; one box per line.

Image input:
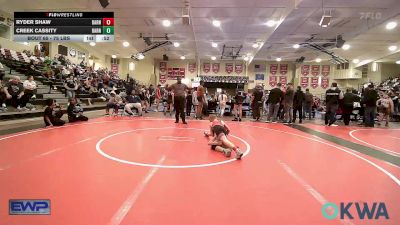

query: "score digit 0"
left=102, top=18, right=114, bottom=26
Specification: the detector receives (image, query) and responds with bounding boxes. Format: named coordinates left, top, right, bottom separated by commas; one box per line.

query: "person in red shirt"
left=204, top=115, right=244, bottom=159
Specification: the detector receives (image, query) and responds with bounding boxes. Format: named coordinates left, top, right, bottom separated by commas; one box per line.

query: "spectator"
left=186, top=89, right=193, bottom=116
left=0, top=62, right=4, bottom=81
left=362, top=84, right=379, bottom=127
left=303, top=88, right=313, bottom=120
left=293, top=86, right=305, bottom=124
left=342, top=89, right=356, bottom=126
left=124, top=90, right=143, bottom=116
left=105, top=91, right=122, bottom=116
left=67, top=98, right=89, bottom=122
left=232, top=90, right=244, bottom=121
left=218, top=90, right=228, bottom=117
left=44, top=99, right=65, bottom=127
left=155, top=84, right=162, bottom=112
left=325, top=82, right=343, bottom=126
left=196, top=81, right=206, bottom=120
left=266, top=83, right=283, bottom=123
left=283, top=83, right=295, bottom=124
left=64, top=75, right=78, bottom=99
left=4, top=76, right=29, bottom=110
left=376, top=92, right=394, bottom=127
left=0, top=80, right=6, bottom=111
left=251, top=85, right=264, bottom=121
left=23, top=75, right=37, bottom=100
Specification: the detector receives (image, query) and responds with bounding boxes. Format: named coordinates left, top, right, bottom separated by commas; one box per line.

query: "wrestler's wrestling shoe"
left=235, top=149, right=244, bottom=160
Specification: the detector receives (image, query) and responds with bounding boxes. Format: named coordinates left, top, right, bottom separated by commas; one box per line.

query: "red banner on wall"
left=280, top=64, right=288, bottom=75
left=203, top=63, right=210, bottom=73
left=311, top=77, right=319, bottom=89
left=226, top=63, right=233, bottom=74
left=159, top=62, right=167, bottom=84
left=235, top=63, right=244, bottom=74
left=168, top=68, right=185, bottom=79
left=311, top=65, right=320, bottom=76
left=301, top=65, right=310, bottom=76
left=300, top=77, right=309, bottom=88
left=321, top=77, right=329, bottom=89
left=321, top=65, right=330, bottom=76
left=212, top=63, right=220, bottom=73
left=270, top=64, right=278, bottom=75
left=279, top=76, right=287, bottom=85
left=188, top=63, right=196, bottom=73
left=269, top=76, right=277, bottom=87
left=111, top=64, right=118, bottom=74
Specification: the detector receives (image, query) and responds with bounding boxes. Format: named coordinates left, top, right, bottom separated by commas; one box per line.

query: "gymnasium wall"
left=0, top=37, right=37, bottom=52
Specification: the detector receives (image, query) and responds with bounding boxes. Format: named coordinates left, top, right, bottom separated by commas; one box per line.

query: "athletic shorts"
left=197, top=96, right=203, bottom=102
left=212, top=125, right=228, bottom=137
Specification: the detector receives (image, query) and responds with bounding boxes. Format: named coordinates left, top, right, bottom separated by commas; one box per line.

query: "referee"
left=169, top=77, right=188, bottom=124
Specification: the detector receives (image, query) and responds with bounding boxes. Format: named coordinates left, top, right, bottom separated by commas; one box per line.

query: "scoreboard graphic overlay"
left=14, top=12, right=114, bottom=43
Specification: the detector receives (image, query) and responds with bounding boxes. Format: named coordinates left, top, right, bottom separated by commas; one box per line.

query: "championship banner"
left=203, top=63, right=210, bottom=73
left=270, top=64, right=278, bottom=75
left=311, top=65, right=320, bottom=76
left=269, top=76, right=277, bottom=87
left=111, top=64, right=118, bottom=73
left=321, top=77, right=329, bottom=89
left=225, top=63, right=233, bottom=74
left=212, top=63, right=220, bottom=73
left=188, top=63, right=196, bottom=73
left=279, top=76, right=287, bottom=85
left=179, top=68, right=185, bottom=78
left=159, top=74, right=166, bottom=84
left=167, top=68, right=185, bottom=79
left=235, top=63, right=243, bottom=74
left=279, top=64, right=288, bottom=75
left=311, top=77, right=319, bottom=89
left=301, top=65, right=310, bottom=76
left=321, top=65, right=330, bottom=76
left=160, top=61, right=167, bottom=73
left=300, top=77, right=309, bottom=88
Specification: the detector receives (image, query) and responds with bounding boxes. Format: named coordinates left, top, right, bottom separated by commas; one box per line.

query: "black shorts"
left=212, top=125, right=227, bottom=136
left=197, top=96, right=203, bottom=102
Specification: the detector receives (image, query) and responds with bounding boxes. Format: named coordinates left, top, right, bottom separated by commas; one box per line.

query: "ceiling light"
left=396, top=60, right=400, bottom=64
left=243, top=56, right=249, bottom=61
left=173, top=42, right=180, bottom=47
left=386, top=21, right=397, bottom=30
left=22, top=42, right=29, bottom=45
left=180, top=56, right=186, bottom=60
left=388, top=45, right=397, bottom=51
left=212, top=42, right=218, bottom=48
left=315, top=58, right=322, bottom=63
left=111, top=55, right=116, bottom=59
left=342, top=44, right=350, bottom=50
left=265, top=20, right=276, bottom=27
left=162, top=19, right=171, bottom=27
left=319, top=14, right=332, bottom=27
left=352, top=59, right=360, bottom=64
left=212, top=20, right=221, bottom=27
left=89, top=42, right=96, bottom=46
left=276, top=57, right=282, bottom=62
left=293, top=44, right=300, bottom=49
left=252, top=43, right=259, bottom=48
left=137, top=53, right=145, bottom=60
left=122, top=41, right=130, bottom=47
left=211, top=56, right=216, bottom=60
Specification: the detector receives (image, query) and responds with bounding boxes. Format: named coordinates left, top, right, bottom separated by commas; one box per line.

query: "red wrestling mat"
left=0, top=117, right=399, bottom=225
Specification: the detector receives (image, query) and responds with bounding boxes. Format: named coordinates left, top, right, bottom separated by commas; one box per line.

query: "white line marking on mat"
left=278, top=160, right=355, bottom=225
left=108, top=156, right=166, bottom=225
left=349, top=129, right=400, bottom=157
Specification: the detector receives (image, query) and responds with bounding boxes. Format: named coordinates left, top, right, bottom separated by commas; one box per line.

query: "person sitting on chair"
left=105, top=91, right=123, bottom=116
left=67, top=98, right=89, bottom=122
left=124, top=90, right=143, bottom=116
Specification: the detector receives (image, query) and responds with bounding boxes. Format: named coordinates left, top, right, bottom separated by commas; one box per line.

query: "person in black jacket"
left=293, top=86, right=305, bottom=123
left=251, top=85, right=264, bottom=121
left=342, top=89, right=355, bottom=125
left=67, top=98, right=89, bottom=122
left=362, top=84, right=379, bottom=127
left=325, top=82, right=343, bottom=126
left=266, top=83, right=284, bottom=122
